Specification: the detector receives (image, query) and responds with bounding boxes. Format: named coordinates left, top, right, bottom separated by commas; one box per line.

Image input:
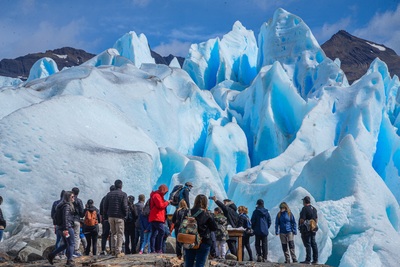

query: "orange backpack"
left=84, top=210, right=98, bottom=226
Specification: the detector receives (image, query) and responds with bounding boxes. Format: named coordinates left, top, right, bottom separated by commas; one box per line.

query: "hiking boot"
left=312, top=260, right=318, bottom=265
left=66, top=260, right=76, bottom=267
left=47, top=254, right=54, bottom=265
left=300, top=260, right=311, bottom=264
left=293, top=259, right=298, bottom=263
left=116, top=252, right=125, bottom=258
left=99, top=251, right=107, bottom=255
left=257, top=256, right=263, bottom=262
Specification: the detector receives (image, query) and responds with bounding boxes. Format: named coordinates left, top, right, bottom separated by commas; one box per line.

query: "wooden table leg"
left=237, top=236, right=243, bottom=261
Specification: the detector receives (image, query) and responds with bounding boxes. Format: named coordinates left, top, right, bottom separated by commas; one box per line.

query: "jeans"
left=150, top=221, right=165, bottom=252
left=255, top=235, right=268, bottom=260
left=242, top=234, right=253, bottom=261
left=134, top=227, right=143, bottom=253
left=140, top=231, right=151, bottom=253
left=301, top=232, right=318, bottom=262
left=50, top=228, right=75, bottom=261
left=227, top=238, right=237, bottom=256
left=84, top=228, right=98, bottom=256
left=109, top=217, right=125, bottom=254
left=124, top=222, right=136, bottom=254
left=101, top=220, right=111, bottom=252
left=175, top=229, right=183, bottom=257
left=0, top=229, right=3, bottom=241
left=185, top=243, right=211, bottom=267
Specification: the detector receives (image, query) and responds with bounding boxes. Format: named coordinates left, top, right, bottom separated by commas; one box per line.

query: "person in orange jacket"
left=149, top=184, right=171, bottom=253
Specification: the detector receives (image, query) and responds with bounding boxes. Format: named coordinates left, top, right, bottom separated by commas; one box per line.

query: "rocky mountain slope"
left=0, top=47, right=95, bottom=80
left=0, top=48, right=184, bottom=80
left=321, top=30, right=400, bottom=84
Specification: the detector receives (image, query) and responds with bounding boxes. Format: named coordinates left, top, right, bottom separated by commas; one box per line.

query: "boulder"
left=16, top=246, right=43, bottom=262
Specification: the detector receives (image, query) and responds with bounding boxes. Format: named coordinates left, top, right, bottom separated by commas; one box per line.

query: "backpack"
left=177, top=209, right=202, bottom=249
left=303, top=219, right=318, bottom=232
left=214, top=214, right=228, bottom=241
left=84, top=210, right=98, bottom=226
left=300, top=206, right=318, bottom=233
left=169, top=185, right=184, bottom=206
left=54, top=203, right=64, bottom=226
left=142, top=199, right=151, bottom=217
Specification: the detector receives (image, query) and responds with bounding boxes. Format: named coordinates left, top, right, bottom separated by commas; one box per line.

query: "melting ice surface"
left=0, top=8, right=400, bottom=267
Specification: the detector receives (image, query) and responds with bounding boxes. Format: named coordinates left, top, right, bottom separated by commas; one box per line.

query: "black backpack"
left=169, top=185, right=184, bottom=206
left=54, top=202, right=65, bottom=226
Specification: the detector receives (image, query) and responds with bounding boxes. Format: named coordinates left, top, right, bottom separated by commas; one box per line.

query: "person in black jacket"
left=179, top=182, right=193, bottom=209
left=238, top=205, right=253, bottom=261
left=172, top=199, right=188, bottom=259
left=184, top=194, right=218, bottom=267
left=251, top=199, right=271, bottom=262
left=299, top=196, right=318, bottom=265
left=99, top=185, right=115, bottom=255
left=71, top=187, right=84, bottom=257
left=133, top=194, right=145, bottom=253
left=210, top=196, right=240, bottom=258
left=50, top=190, right=65, bottom=256
left=104, top=179, right=128, bottom=257
left=0, top=196, right=6, bottom=242
left=83, top=199, right=101, bottom=256
left=48, top=191, right=76, bottom=267
left=124, top=195, right=138, bottom=254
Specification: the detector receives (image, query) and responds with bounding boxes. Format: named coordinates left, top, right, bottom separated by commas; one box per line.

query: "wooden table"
left=227, top=229, right=245, bottom=261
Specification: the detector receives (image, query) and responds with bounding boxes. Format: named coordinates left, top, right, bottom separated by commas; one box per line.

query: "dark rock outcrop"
left=0, top=47, right=96, bottom=80
left=321, top=30, right=400, bottom=84
left=0, top=48, right=184, bottom=81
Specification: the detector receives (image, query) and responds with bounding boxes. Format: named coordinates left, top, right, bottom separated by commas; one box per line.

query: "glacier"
left=0, top=8, right=400, bottom=267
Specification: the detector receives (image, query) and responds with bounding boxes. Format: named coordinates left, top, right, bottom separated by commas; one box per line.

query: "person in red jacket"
left=149, top=184, right=171, bottom=253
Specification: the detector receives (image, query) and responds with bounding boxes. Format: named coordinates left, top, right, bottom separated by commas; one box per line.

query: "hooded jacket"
left=215, top=200, right=240, bottom=228
left=149, top=185, right=169, bottom=223
left=275, top=211, right=297, bottom=235
left=251, top=206, right=271, bottom=236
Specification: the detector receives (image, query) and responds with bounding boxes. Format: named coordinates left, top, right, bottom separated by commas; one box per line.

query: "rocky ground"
left=0, top=253, right=332, bottom=267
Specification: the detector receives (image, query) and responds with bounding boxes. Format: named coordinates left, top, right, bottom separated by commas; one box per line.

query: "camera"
left=208, top=196, right=214, bottom=200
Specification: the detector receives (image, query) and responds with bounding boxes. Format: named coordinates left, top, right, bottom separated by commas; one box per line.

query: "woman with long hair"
left=47, top=191, right=76, bottom=266
left=83, top=199, right=101, bottom=256
left=172, top=199, right=188, bottom=259
left=275, top=202, right=297, bottom=263
left=184, top=194, right=217, bottom=267
left=238, top=205, right=253, bottom=261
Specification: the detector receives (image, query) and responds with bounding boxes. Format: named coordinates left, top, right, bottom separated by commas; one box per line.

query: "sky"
left=0, top=0, right=399, bottom=60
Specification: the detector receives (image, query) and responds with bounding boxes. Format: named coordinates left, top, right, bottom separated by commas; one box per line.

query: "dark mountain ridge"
left=0, top=48, right=184, bottom=80
left=0, top=47, right=96, bottom=80
left=321, top=30, right=400, bottom=84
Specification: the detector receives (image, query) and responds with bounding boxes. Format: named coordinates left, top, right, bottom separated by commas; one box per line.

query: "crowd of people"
left=1, top=179, right=319, bottom=267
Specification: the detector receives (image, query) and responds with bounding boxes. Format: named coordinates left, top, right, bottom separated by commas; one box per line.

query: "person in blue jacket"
left=251, top=199, right=271, bottom=262
left=275, top=202, right=297, bottom=264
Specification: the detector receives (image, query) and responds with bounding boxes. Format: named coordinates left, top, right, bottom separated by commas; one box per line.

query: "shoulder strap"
left=192, top=209, right=202, bottom=218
